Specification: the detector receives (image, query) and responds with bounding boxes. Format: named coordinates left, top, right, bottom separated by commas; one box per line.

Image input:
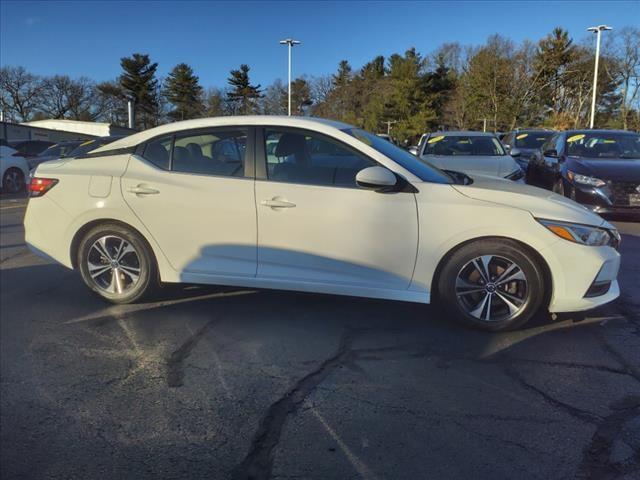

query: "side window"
left=541, top=134, right=558, bottom=154
left=264, top=129, right=375, bottom=187
left=142, top=135, right=172, bottom=170
left=503, top=133, right=514, bottom=147
left=555, top=134, right=565, bottom=155
left=173, top=129, right=247, bottom=177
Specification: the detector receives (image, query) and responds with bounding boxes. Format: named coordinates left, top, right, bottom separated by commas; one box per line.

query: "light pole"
left=279, top=38, right=301, bottom=116
left=382, top=120, right=397, bottom=135
left=587, top=25, right=612, bottom=129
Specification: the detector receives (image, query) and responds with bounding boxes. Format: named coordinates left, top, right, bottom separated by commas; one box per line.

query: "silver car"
left=418, top=131, right=524, bottom=181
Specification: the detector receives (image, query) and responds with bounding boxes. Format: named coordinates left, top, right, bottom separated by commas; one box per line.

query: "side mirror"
left=503, top=144, right=511, bottom=152
left=543, top=148, right=558, bottom=158
left=408, top=146, right=418, bottom=156
left=356, top=166, right=398, bottom=191
left=509, top=147, right=521, bottom=157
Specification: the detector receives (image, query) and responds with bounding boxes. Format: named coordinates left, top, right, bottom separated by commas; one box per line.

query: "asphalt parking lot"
left=1, top=193, right=638, bottom=480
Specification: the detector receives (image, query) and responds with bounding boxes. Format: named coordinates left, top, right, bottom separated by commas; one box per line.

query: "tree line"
left=1, top=26, right=638, bottom=143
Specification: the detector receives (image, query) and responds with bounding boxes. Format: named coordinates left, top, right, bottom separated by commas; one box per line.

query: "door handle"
left=127, top=185, right=159, bottom=195
left=260, top=198, right=296, bottom=209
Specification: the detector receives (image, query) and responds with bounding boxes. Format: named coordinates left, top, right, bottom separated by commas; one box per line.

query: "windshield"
left=342, top=128, right=453, bottom=184
left=566, top=132, right=640, bottom=159
left=423, top=135, right=505, bottom=156
left=514, top=132, right=553, bottom=149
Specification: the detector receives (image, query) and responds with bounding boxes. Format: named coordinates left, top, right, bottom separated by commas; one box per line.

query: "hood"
left=567, top=157, right=640, bottom=182
left=452, top=174, right=607, bottom=226
left=424, top=155, right=519, bottom=178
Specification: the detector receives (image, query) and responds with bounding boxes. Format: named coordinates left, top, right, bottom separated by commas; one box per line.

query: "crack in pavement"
left=166, top=318, right=221, bottom=388
left=577, top=396, right=640, bottom=480
left=503, top=365, right=603, bottom=424
left=231, top=328, right=359, bottom=480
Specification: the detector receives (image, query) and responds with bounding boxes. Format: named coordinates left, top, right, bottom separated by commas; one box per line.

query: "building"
left=0, top=119, right=136, bottom=144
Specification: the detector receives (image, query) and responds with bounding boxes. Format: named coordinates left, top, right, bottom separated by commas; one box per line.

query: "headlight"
left=567, top=170, right=606, bottom=187
left=505, top=168, right=525, bottom=181
left=537, top=219, right=618, bottom=247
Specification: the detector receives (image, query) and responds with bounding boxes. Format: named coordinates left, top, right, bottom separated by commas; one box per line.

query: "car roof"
left=92, top=116, right=354, bottom=153
left=428, top=131, right=497, bottom=137
left=511, top=129, right=555, bottom=133
left=562, top=129, right=637, bottom=135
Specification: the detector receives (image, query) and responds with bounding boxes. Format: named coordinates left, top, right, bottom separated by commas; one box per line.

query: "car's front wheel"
left=2, top=168, right=25, bottom=193
left=437, top=239, right=547, bottom=331
left=77, top=223, right=158, bottom=304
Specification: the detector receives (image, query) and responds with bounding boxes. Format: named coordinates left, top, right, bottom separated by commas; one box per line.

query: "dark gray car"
left=501, top=129, right=555, bottom=172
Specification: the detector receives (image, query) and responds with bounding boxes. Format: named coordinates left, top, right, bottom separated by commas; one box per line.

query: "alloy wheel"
left=86, top=235, right=141, bottom=295
left=455, top=255, right=529, bottom=322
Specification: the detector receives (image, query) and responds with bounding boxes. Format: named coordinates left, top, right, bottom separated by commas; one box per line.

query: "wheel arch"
left=430, top=235, right=553, bottom=307
left=70, top=218, right=159, bottom=272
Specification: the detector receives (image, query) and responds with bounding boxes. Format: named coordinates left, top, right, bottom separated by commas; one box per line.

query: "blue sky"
left=1, top=1, right=638, bottom=88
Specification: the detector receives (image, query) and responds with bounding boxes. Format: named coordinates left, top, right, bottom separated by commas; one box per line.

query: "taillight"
left=29, top=178, right=58, bottom=197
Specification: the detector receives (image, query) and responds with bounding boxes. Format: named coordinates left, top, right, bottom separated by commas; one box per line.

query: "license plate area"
left=630, top=194, right=640, bottom=206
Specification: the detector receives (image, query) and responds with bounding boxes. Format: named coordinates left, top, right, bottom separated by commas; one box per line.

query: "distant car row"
left=407, top=128, right=639, bottom=216
left=0, top=136, right=123, bottom=194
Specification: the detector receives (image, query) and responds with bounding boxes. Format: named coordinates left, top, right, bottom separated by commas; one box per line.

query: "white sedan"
left=24, top=116, right=621, bottom=331
left=1, top=141, right=30, bottom=193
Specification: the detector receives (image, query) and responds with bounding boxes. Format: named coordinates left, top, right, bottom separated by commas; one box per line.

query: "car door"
left=254, top=127, right=418, bottom=290
left=121, top=127, right=257, bottom=277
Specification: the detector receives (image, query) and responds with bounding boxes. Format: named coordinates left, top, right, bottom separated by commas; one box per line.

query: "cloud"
left=24, top=17, right=41, bottom=27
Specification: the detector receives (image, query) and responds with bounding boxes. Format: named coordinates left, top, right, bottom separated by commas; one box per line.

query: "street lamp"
left=587, top=25, right=612, bottom=129
left=279, top=38, right=301, bottom=116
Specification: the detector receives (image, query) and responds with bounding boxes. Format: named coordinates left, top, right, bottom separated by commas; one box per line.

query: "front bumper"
left=569, top=180, right=640, bottom=217
left=543, top=239, right=621, bottom=313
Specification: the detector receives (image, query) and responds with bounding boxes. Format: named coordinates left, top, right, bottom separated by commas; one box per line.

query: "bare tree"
left=605, top=27, right=640, bottom=129
left=0, top=66, right=44, bottom=121
left=39, top=75, right=96, bottom=120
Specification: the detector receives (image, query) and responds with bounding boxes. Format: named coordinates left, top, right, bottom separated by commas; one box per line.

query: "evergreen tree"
left=226, top=64, right=262, bottom=114
left=163, top=63, right=204, bottom=121
left=119, top=53, right=159, bottom=129
left=291, top=77, right=312, bottom=115
left=204, top=88, right=227, bottom=116
left=535, top=28, right=575, bottom=115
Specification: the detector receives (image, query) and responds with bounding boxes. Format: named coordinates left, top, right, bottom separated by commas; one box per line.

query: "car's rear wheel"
left=437, top=239, right=547, bottom=331
left=3, top=168, right=25, bottom=193
left=77, top=224, right=158, bottom=304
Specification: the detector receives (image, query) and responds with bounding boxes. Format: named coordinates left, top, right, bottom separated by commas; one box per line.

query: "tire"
left=2, top=168, right=25, bottom=193
left=77, top=223, right=158, bottom=304
left=437, top=239, right=547, bottom=331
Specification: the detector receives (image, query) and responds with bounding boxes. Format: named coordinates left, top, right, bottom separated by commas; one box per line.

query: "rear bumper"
left=24, top=196, right=75, bottom=268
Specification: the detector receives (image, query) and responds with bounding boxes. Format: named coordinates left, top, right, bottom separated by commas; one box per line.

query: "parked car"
left=418, top=131, right=524, bottom=181
left=28, top=140, right=84, bottom=169
left=501, top=129, right=555, bottom=172
left=11, top=140, right=55, bottom=158
left=65, top=135, right=125, bottom=158
left=527, top=130, right=640, bottom=216
left=25, top=116, right=620, bottom=331
left=0, top=140, right=30, bottom=193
